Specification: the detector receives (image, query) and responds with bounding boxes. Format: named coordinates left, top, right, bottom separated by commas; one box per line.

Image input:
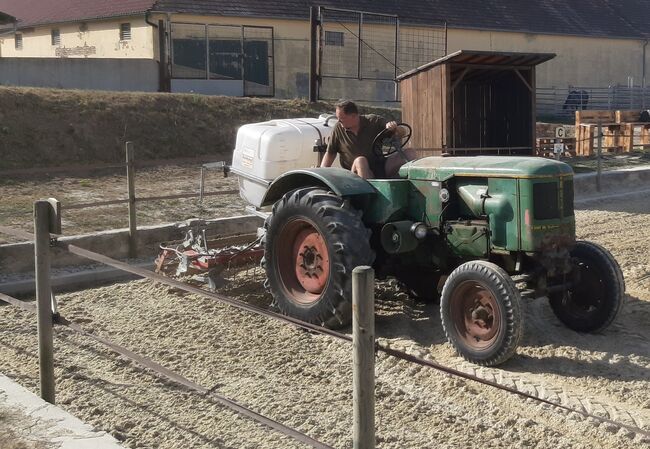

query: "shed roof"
left=396, top=50, right=557, bottom=81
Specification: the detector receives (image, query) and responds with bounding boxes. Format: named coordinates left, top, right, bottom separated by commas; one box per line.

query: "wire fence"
left=537, top=86, right=650, bottom=120
left=318, top=7, right=447, bottom=102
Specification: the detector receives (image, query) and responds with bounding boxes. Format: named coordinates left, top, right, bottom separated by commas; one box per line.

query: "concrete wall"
left=0, top=17, right=155, bottom=59
left=0, top=57, right=159, bottom=91
left=0, top=215, right=263, bottom=276
left=447, top=29, right=650, bottom=89
left=1, top=12, right=647, bottom=99
left=161, top=14, right=650, bottom=99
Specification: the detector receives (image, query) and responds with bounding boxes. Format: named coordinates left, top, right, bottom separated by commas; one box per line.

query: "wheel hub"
left=275, top=220, right=331, bottom=304
left=451, top=282, right=501, bottom=349
left=293, top=228, right=330, bottom=294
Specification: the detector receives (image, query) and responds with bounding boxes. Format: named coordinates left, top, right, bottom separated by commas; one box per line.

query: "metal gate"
left=313, top=7, right=447, bottom=103
left=170, top=23, right=274, bottom=97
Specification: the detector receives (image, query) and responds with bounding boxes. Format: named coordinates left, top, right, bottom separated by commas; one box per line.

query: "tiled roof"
left=1, top=0, right=649, bottom=39
left=153, top=0, right=650, bottom=39
left=0, top=0, right=155, bottom=29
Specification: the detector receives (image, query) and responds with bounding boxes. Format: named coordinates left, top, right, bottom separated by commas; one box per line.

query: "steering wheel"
left=372, top=123, right=412, bottom=160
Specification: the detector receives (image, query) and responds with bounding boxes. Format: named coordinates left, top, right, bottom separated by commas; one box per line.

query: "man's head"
left=335, top=100, right=360, bottom=131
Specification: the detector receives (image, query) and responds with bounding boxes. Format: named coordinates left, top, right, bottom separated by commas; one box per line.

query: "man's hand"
left=386, top=121, right=406, bottom=137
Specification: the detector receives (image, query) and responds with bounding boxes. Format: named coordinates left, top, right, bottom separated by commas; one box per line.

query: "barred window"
left=325, top=31, right=344, bottom=47
left=120, top=23, right=131, bottom=41
left=51, top=29, right=60, bottom=46
left=15, top=33, right=23, bottom=50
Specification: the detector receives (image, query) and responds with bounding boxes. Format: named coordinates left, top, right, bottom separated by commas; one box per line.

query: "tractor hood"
left=399, top=156, right=574, bottom=181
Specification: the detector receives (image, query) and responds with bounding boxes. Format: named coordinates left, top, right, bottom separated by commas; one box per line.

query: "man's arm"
left=320, top=151, right=337, bottom=167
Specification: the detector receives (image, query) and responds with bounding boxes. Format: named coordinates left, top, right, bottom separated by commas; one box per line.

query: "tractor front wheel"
left=264, top=187, right=374, bottom=328
left=441, top=261, right=523, bottom=366
left=549, top=241, right=624, bottom=332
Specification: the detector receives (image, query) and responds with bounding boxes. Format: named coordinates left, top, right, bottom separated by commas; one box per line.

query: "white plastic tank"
left=231, top=114, right=339, bottom=208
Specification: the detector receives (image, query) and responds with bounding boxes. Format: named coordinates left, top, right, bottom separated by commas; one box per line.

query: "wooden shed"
left=397, top=50, right=555, bottom=155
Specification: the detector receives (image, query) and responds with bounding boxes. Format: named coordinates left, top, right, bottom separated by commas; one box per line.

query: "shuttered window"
left=15, top=33, right=23, bottom=50
left=51, top=29, right=60, bottom=46
left=120, top=23, right=131, bottom=41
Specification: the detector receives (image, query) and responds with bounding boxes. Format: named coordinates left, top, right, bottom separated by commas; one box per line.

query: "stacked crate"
left=575, top=110, right=650, bottom=156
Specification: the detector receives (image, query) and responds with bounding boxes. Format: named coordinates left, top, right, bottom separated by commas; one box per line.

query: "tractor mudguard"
left=260, top=168, right=377, bottom=206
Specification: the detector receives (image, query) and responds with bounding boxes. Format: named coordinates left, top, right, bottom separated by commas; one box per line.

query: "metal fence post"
left=126, top=142, right=137, bottom=258
left=352, top=266, right=375, bottom=449
left=597, top=121, right=603, bottom=192
left=199, top=166, right=206, bottom=203
left=34, top=200, right=55, bottom=404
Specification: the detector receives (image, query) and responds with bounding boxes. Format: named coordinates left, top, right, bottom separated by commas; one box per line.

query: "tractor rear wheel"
left=549, top=241, right=624, bottom=332
left=441, top=261, right=523, bottom=366
left=264, top=187, right=374, bottom=328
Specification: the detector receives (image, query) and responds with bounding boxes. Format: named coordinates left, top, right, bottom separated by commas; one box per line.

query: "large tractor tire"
left=264, top=187, right=374, bottom=328
left=549, top=240, right=625, bottom=333
left=441, top=261, right=523, bottom=366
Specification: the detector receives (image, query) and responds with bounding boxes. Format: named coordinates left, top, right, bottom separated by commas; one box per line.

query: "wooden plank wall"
left=450, top=70, right=532, bottom=151
left=400, top=65, right=445, bottom=150
left=400, top=64, right=534, bottom=153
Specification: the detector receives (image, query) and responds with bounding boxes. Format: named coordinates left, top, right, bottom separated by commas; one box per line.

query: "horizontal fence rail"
left=537, top=85, right=650, bottom=120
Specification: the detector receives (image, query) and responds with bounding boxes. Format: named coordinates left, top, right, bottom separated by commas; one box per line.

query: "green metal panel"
left=485, top=178, right=519, bottom=251
left=261, top=168, right=376, bottom=206
left=364, top=180, right=411, bottom=223
left=446, top=223, right=489, bottom=258
left=400, top=156, right=574, bottom=182
left=519, top=178, right=576, bottom=252
left=408, top=180, right=442, bottom=227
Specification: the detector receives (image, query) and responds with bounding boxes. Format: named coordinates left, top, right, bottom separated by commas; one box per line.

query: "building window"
left=51, top=29, right=60, bottom=46
left=120, top=23, right=131, bottom=41
left=325, top=31, right=344, bottom=47
left=15, top=33, right=23, bottom=50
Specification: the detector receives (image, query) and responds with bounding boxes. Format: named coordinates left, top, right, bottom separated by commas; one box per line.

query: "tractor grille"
left=533, top=182, right=560, bottom=220
left=563, top=179, right=574, bottom=216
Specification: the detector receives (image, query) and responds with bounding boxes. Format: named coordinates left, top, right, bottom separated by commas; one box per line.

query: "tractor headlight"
left=411, top=222, right=428, bottom=240
left=440, top=188, right=450, bottom=203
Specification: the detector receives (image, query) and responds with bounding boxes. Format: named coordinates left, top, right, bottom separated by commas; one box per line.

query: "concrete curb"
left=574, top=165, right=650, bottom=197
left=0, top=214, right=264, bottom=275
left=0, top=373, right=125, bottom=448
left=0, top=261, right=153, bottom=297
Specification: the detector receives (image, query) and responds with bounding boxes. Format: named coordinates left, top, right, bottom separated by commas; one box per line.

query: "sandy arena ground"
left=0, top=190, right=649, bottom=448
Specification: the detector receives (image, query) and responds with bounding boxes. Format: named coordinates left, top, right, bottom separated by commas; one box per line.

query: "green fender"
left=260, top=168, right=377, bottom=206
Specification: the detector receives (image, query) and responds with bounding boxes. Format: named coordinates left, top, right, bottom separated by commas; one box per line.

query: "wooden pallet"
left=536, top=137, right=576, bottom=157
left=575, top=110, right=650, bottom=155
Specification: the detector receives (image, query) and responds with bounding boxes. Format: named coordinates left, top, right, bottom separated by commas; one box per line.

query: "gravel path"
left=1, top=194, right=649, bottom=448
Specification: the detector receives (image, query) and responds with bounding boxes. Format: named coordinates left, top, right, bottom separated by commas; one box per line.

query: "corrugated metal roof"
left=0, top=11, right=16, bottom=26
left=1, top=1, right=648, bottom=40
left=0, top=0, right=155, bottom=30
left=397, top=50, right=557, bottom=81
left=153, top=0, right=650, bottom=39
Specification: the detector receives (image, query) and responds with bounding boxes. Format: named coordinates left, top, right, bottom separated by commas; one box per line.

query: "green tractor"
left=259, top=156, right=625, bottom=366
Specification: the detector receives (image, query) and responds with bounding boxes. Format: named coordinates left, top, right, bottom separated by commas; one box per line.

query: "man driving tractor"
left=320, top=100, right=417, bottom=179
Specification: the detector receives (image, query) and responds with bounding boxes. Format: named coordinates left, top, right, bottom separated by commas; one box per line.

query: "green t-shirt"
left=326, top=114, right=387, bottom=176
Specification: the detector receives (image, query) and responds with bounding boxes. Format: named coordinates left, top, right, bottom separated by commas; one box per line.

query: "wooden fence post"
left=126, top=142, right=137, bottom=258
left=34, top=200, right=55, bottom=404
left=352, top=266, right=375, bottom=449
left=597, top=121, right=603, bottom=192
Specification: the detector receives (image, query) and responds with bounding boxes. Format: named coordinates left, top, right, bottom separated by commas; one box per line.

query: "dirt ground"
left=0, top=87, right=399, bottom=171
left=0, top=189, right=649, bottom=447
left=0, top=162, right=247, bottom=244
